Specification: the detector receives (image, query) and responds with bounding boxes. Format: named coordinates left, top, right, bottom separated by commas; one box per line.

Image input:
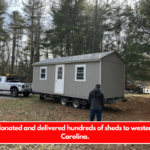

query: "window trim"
left=75, top=64, right=86, bottom=82
left=40, top=67, right=47, bottom=80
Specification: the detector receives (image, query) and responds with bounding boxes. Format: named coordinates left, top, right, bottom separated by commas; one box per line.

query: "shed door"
left=54, top=65, right=65, bottom=94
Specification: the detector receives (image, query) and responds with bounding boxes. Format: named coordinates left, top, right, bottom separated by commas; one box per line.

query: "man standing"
left=88, top=84, right=105, bottom=121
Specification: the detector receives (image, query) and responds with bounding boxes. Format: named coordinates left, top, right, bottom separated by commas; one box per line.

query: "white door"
left=54, top=65, right=65, bottom=94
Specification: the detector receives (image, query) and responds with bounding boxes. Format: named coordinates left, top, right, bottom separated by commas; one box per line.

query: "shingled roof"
left=33, top=51, right=123, bottom=66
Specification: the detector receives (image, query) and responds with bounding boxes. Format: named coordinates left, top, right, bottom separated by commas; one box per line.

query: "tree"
left=44, top=0, right=118, bottom=57
left=23, top=0, right=37, bottom=80
left=23, top=0, right=46, bottom=81
left=120, top=3, right=150, bottom=82
left=9, top=11, right=25, bottom=74
left=45, top=0, right=92, bottom=57
left=0, top=0, right=7, bottom=41
left=34, top=0, right=46, bottom=62
left=92, top=0, right=117, bottom=52
left=0, top=0, right=7, bottom=75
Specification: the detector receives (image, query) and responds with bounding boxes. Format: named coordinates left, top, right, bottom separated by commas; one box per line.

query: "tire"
left=11, top=88, right=18, bottom=97
left=72, top=99, right=81, bottom=109
left=23, top=92, right=30, bottom=97
left=60, top=97, right=68, bottom=106
left=40, top=94, right=45, bottom=100
left=133, top=89, right=137, bottom=93
left=137, top=88, right=143, bottom=94
left=54, top=97, right=60, bottom=101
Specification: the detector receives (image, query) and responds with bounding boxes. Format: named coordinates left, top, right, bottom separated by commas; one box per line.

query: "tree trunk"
left=10, top=11, right=18, bottom=74
left=30, top=4, right=35, bottom=82
left=10, top=29, right=16, bottom=74
left=93, top=0, right=98, bottom=53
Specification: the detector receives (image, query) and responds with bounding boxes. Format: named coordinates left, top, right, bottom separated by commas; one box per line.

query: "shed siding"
left=64, top=62, right=100, bottom=99
left=33, top=65, right=55, bottom=93
left=33, top=61, right=100, bottom=99
left=101, top=60, right=124, bottom=99
left=102, top=53, right=124, bottom=64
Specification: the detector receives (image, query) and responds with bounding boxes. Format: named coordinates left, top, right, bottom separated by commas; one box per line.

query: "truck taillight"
left=22, top=85, right=25, bottom=88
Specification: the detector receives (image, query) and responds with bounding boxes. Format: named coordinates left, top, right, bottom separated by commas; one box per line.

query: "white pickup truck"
left=0, top=75, right=32, bottom=97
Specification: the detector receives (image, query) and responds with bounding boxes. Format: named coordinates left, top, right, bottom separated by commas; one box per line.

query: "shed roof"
left=33, top=51, right=125, bottom=66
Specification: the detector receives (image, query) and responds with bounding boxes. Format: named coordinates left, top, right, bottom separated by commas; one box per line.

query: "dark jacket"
left=88, top=88, right=105, bottom=110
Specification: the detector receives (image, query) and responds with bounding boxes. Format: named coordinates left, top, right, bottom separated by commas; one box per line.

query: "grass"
left=0, top=144, right=62, bottom=150
left=0, top=93, right=150, bottom=122
left=0, top=95, right=58, bottom=121
left=125, top=93, right=150, bottom=98
left=0, top=93, right=150, bottom=149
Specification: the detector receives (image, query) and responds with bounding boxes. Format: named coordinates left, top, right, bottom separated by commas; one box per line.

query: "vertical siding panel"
left=33, top=62, right=100, bottom=99
left=47, top=65, right=55, bottom=93
left=101, top=60, right=124, bottom=99
left=64, top=62, right=100, bottom=99
left=33, top=65, right=55, bottom=94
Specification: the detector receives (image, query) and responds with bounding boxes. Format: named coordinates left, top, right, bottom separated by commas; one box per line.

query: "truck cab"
left=0, top=74, right=32, bottom=97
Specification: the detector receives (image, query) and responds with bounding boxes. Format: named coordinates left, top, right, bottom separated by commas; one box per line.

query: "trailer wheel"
left=72, top=99, right=81, bottom=109
left=60, top=97, right=68, bottom=106
left=137, top=88, right=143, bottom=94
left=54, top=97, right=60, bottom=101
left=40, top=94, right=45, bottom=100
left=11, top=88, right=18, bottom=97
left=133, top=89, right=137, bottom=93
left=23, top=92, right=30, bottom=97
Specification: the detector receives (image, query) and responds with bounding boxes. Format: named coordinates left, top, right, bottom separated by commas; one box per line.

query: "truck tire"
left=23, top=92, right=30, bottom=97
left=72, top=99, right=81, bottom=109
left=60, top=97, right=68, bottom=106
left=11, top=88, right=18, bottom=97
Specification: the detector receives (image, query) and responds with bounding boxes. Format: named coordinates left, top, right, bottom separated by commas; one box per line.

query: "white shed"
left=32, top=51, right=126, bottom=108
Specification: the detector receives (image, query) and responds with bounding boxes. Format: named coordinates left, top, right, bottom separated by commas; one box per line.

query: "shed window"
left=75, top=64, right=86, bottom=81
left=40, top=67, right=47, bottom=80
left=57, top=67, right=62, bottom=79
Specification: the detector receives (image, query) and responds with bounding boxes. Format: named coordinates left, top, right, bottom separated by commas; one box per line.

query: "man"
left=88, top=84, right=105, bottom=121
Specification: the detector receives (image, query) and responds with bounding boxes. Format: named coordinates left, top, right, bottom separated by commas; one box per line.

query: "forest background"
left=0, top=0, right=150, bottom=83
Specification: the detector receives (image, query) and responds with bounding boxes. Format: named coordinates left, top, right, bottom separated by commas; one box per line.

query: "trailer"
left=32, top=51, right=126, bottom=108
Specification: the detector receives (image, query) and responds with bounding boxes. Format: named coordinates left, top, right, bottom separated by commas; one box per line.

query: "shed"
left=32, top=51, right=126, bottom=108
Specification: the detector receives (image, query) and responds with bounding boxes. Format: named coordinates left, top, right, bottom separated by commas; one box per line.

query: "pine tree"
left=0, top=0, right=7, bottom=41
left=23, top=0, right=46, bottom=81
left=120, top=4, right=150, bottom=82
left=9, top=11, right=25, bottom=74
left=47, top=0, right=88, bottom=57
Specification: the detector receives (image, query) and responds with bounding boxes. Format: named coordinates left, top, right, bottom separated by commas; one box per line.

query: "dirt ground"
left=0, top=93, right=150, bottom=149
left=56, top=93, right=150, bottom=122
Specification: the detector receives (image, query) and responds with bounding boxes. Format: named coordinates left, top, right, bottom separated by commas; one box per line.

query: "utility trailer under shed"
left=32, top=51, right=126, bottom=108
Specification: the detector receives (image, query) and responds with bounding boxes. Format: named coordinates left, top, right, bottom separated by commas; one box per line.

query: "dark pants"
left=90, top=109, right=102, bottom=121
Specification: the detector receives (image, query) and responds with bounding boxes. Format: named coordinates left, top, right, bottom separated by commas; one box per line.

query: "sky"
left=7, top=0, right=22, bottom=13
